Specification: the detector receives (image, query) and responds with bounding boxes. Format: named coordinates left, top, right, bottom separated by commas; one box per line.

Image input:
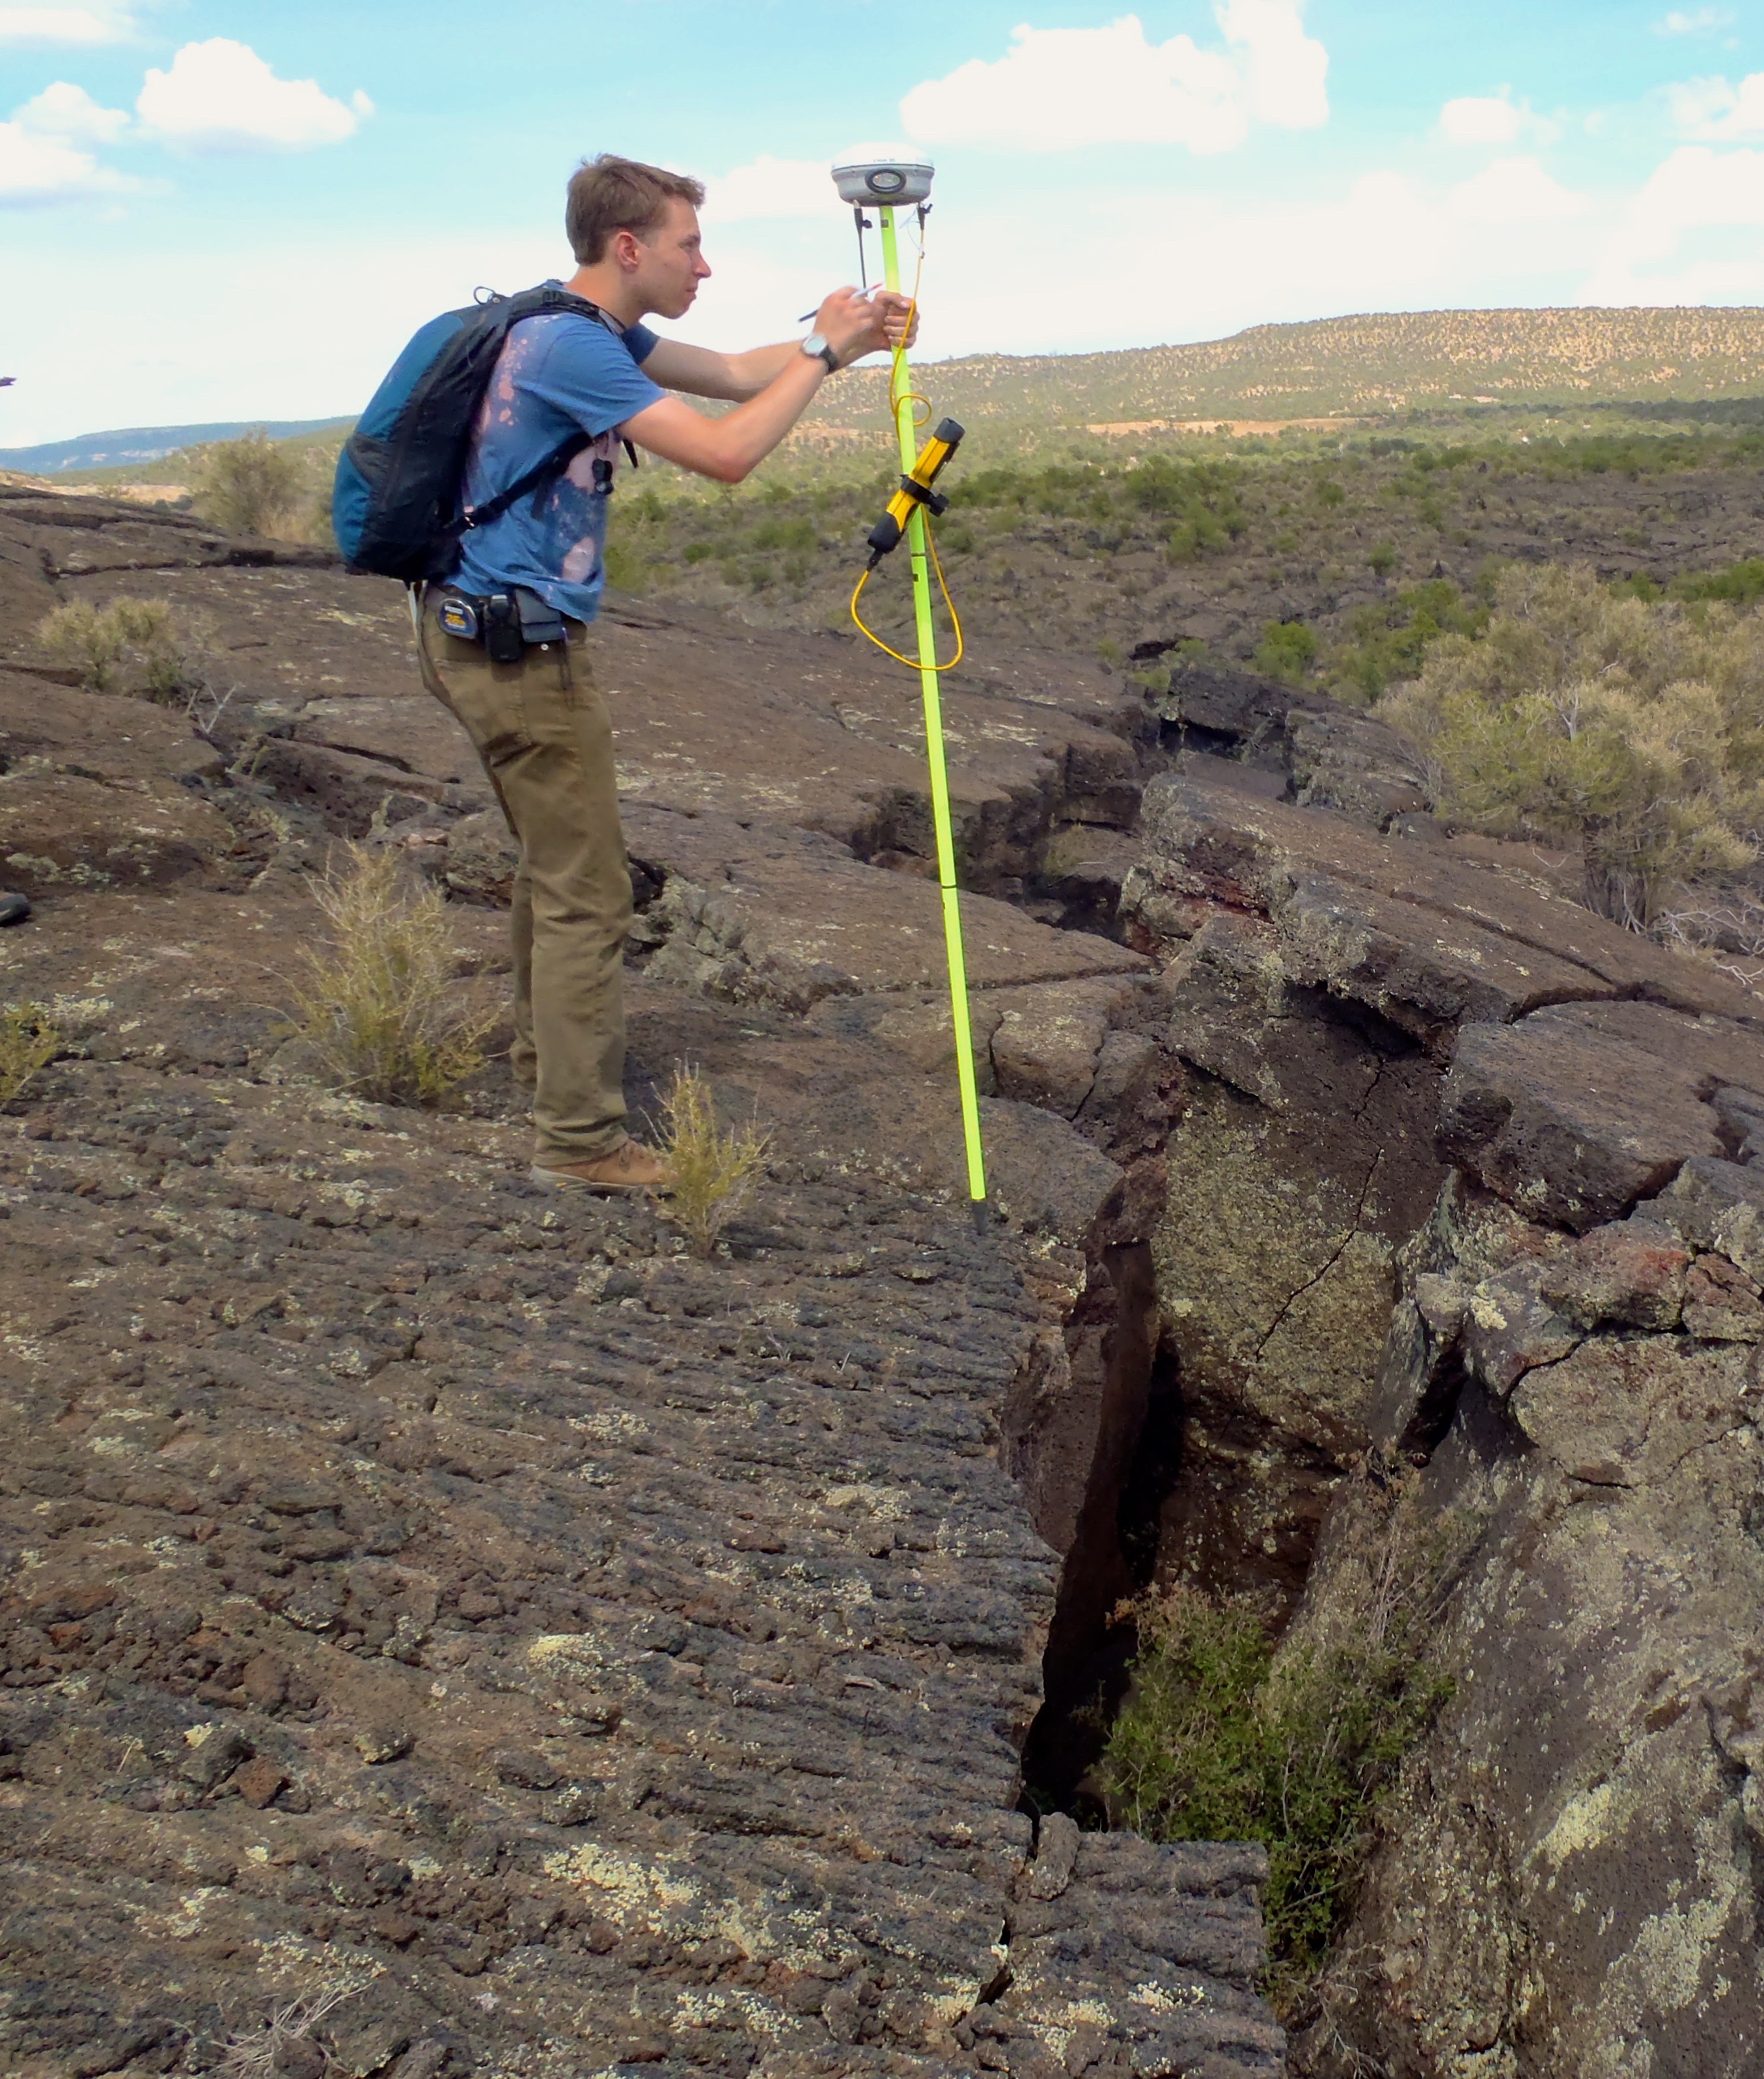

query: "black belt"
left=434, top=585, right=570, bottom=663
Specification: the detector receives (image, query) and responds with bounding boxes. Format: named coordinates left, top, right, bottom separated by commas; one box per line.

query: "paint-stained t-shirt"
left=452, top=288, right=663, bottom=625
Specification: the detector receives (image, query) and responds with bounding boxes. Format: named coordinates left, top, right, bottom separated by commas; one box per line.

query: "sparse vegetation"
left=1103, top=1500, right=1459, bottom=2005
left=34, top=596, right=236, bottom=730
left=1382, top=563, right=1764, bottom=928
left=657, top=1065, right=771, bottom=1258
left=1254, top=618, right=1319, bottom=683
left=1672, top=555, right=1764, bottom=607
left=193, top=427, right=303, bottom=538
left=286, top=846, right=494, bottom=1106
left=35, top=597, right=188, bottom=700
left=0, top=1002, right=61, bottom=1103
left=1326, top=577, right=1491, bottom=702
left=219, top=1987, right=351, bottom=2079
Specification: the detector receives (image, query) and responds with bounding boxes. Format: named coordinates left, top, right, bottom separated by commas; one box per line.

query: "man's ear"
left=611, top=227, right=645, bottom=273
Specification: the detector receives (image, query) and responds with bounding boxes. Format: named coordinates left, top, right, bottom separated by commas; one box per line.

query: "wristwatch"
left=802, top=332, right=840, bottom=375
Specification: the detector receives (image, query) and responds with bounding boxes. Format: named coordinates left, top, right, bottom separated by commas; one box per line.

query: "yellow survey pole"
left=877, top=204, right=988, bottom=1214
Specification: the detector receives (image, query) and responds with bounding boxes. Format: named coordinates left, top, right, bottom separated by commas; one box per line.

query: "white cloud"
left=900, top=4, right=1327, bottom=154
left=0, top=3, right=131, bottom=44
left=1668, top=71, right=1764, bottom=138
left=13, top=80, right=130, bottom=144
left=1581, top=143, right=1764, bottom=298
left=1217, top=0, right=1328, bottom=129
left=0, top=117, right=131, bottom=202
left=1655, top=8, right=1735, bottom=34
left=704, top=156, right=835, bottom=223
left=135, top=38, right=371, bottom=154
left=1633, top=141, right=1764, bottom=240
left=1440, top=92, right=1522, bottom=146
left=1438, top=89, right=1560, bottom=149
left=1449, top=156, right=1586, bottom=224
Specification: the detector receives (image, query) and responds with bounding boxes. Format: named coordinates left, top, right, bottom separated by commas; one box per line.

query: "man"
left=414, top=154, right=913, bottom=1193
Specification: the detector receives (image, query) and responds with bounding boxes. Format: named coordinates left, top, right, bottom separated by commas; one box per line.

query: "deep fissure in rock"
left=1016, top=1248, right=1187, bottom=1815
left=1015, top=972, right=1453, bottom=1826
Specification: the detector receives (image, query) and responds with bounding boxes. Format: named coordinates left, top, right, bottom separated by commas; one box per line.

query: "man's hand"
left=814, top=286, right=887, bottom=369
left=814, top=286, right=922, bottom=368
left=877, top=290, right=920, bottom=353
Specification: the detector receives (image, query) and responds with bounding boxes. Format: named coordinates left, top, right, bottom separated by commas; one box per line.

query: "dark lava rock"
left=1440, top=1008, right=1726, bottom=1232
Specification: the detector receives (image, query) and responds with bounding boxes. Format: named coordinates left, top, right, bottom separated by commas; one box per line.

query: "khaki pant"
left=415, top=590, right=631, bottom=1161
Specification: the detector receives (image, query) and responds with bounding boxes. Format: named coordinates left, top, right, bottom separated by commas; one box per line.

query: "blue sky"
left=5, top=1, right=1764, bottom=443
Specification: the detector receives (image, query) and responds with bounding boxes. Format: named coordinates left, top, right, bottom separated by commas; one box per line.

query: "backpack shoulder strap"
left=448, top=430, right=594, bottom=539
left=437, top=286, right=633, bottom=540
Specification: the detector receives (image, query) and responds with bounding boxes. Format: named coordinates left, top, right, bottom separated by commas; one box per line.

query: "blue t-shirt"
left=452, top=290, right=663, bottom=624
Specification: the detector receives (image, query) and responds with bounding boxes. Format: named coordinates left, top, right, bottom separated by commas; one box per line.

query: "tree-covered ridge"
left=801, top=306, right=1764, bottom=435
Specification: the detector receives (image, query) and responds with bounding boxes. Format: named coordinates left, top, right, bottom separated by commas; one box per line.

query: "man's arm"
left=621, top=358, right=823, bottom=482
left=640, top=293, right=920, bottom=400
left=620, top=287, right=902, bottom=484
left=638, top=336, right=805, bottom=402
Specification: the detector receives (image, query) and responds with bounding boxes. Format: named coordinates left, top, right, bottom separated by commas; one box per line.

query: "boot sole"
left=529, top=1163, right=674, bottom=1196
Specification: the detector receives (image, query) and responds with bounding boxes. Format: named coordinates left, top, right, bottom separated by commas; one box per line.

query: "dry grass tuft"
left=219, top=1987, right=350, bottom=2078
left=287, top=845, right=493, bottom=1107
left=0, top=1002, right=61, bottom=1103
left=658, top=1065, right=771, bottom=1258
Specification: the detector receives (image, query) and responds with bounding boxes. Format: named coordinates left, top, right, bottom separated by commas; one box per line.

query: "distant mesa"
left=799, top=305, right=1764, bottom=435
left=0, top=417, right=354, bottom=475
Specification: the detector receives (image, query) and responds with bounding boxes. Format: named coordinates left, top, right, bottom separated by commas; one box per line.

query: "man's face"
left=629, top=198, right=710, bottom=320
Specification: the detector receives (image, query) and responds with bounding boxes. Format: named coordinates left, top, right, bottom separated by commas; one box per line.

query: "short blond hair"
left=566, top=154, right=706, bottom=264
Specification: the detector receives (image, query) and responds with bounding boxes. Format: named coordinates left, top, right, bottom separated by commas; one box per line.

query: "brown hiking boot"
left=531, top=1139, right=676, bottom=1196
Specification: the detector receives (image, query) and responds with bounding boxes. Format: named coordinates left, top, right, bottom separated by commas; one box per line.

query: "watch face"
left=803, top=332, right=827, bottom=356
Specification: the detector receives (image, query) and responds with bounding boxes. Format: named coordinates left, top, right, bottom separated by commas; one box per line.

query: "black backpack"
left=332, top=283, right=611, bottom=583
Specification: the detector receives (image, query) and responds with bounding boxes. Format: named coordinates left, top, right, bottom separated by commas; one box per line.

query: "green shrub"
left=193, top=428, right=303, bottom=538
left=1368, top=543, right=1398, bottom=577
left=1674, top=557, right=1764, bottom=606
left=750, top=515, right=816, bottom=553
left=1255, top=620, right=1319, bottom=682
left=1104, top=1512, right=1456, bottom=2002
left=1316, top=480, right=1346, bottom=508
left=1327, top=578, right=1488, bottom=702
left=1383, top=562, right=1764, bottom=926
left=601, top=538, right=648, bottom=591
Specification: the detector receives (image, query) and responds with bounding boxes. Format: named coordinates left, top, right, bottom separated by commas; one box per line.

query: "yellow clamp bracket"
left=851, top=417, right=967, bottom=672
left=866, top=418, right=965, bottom=564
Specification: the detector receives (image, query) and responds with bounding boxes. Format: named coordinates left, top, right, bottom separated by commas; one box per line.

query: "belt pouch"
left=483, top=592, right=523, bottom=665
left=515, top=586, right=568, bottom=647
